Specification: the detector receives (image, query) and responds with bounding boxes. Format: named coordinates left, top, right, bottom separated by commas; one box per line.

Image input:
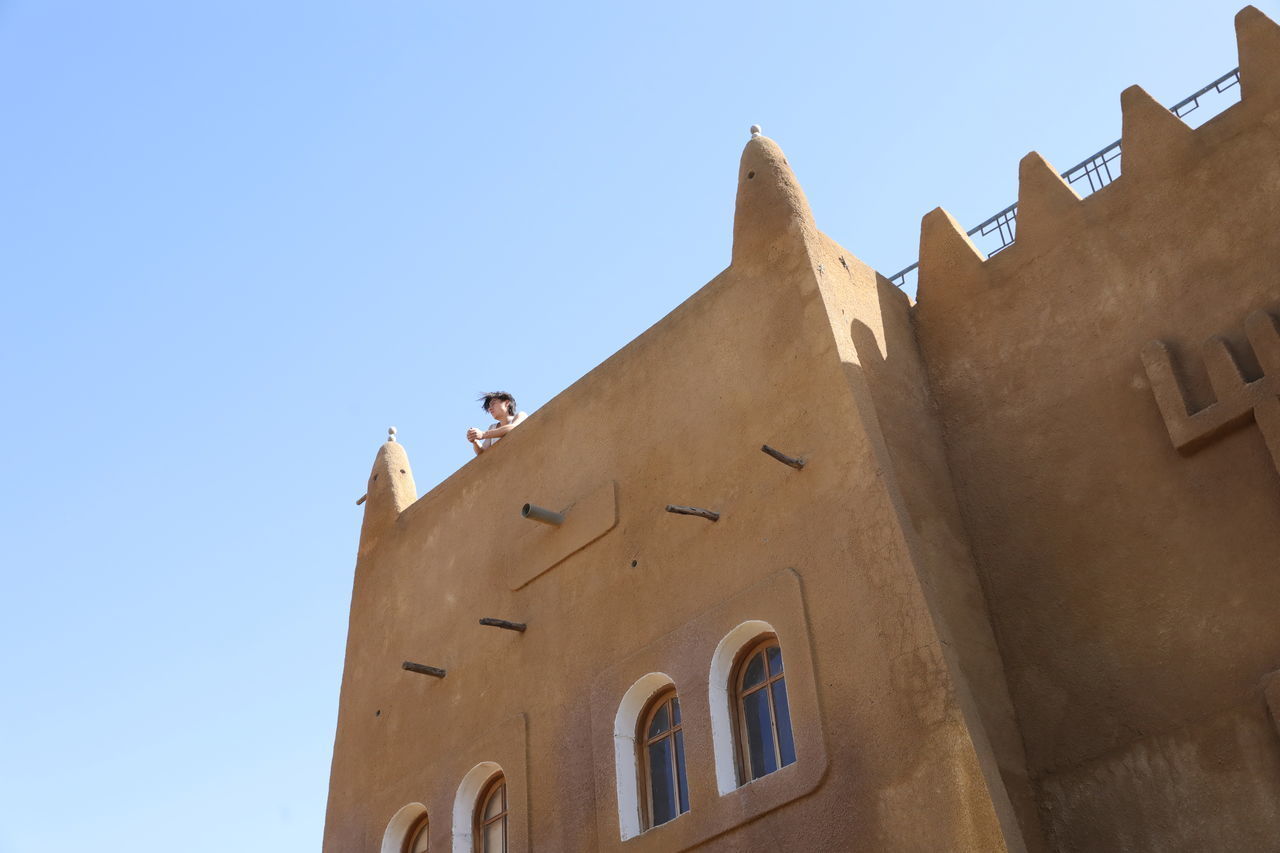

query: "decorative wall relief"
left=1141, top=310, right=1280, bottom=473
left=508, top=480, right=618, bottom=590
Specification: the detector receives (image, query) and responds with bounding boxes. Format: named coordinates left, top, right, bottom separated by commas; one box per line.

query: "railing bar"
left=1169, top=67, right=1240, bottom=115
left=888, top=261, right=918, bottom=288
left=1060, top=140, right=1122, bottom=187
left=966, top=202, right=1019, bottom=238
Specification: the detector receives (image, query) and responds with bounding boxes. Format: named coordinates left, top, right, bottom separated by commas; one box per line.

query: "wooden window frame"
left=402, top=812, right=429, bottom=853
left=637, top=687, right=688, bottom=830
left=473, top=773, right=508, bottom=853
left=732, top=635, right=792, bottom=784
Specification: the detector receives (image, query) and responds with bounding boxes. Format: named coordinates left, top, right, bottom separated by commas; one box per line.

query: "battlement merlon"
left=1238, top=5, right=1280, bottom=109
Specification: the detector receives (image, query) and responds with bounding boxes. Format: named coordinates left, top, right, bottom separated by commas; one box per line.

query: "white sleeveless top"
left=482, top=411, right=528, bottom=449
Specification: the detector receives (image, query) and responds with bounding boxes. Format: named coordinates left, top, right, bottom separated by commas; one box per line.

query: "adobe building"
left=324, top=8, right=1280, bottom=851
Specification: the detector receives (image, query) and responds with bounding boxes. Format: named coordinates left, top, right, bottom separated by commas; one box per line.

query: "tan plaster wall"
left=1037, top=699, right=1280, bottom=852
left=914, top=9, right=1280, bottom=850
left=324, top=136, right=1020, bottom=852
left=326, top=13, right=1280, bottom=851
left=808, top=236, right=1046, bottom=852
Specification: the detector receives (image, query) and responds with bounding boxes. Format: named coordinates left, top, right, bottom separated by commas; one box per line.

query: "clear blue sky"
left=0, top=2, right=1256, bottom=850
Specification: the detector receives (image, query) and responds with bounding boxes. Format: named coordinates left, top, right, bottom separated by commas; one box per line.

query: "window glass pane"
left=742, top=687, right=777, bottom=779
left=647, top=701, right=670, bottom=738
left=766, top=644, right=783, bottom=676
left=742, top=650, right=767, bottom=689
left=674, top=729, right=690, bottom=815
left=671, top=695, right=681, bottom=726
left=484, top=783, right=505, bottom=820
left=772, top=679, right=797, bottom=768
left=482, top=817, right=504, bottom=853
left=410, top=819, right=430, bottom=853
left=647, top=738, right=677, bottom=826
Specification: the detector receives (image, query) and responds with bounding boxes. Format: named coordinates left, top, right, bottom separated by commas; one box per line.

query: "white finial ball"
left=388, top=426, right=397, bottom=442
left=750, top=125, right=762, bottom=138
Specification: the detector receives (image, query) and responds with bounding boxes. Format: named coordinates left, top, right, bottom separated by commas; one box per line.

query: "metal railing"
left=888, top=68, right=1242, bottom=291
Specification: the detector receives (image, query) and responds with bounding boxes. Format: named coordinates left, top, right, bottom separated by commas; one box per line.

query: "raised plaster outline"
left=587, top=568, right=826, bottom=853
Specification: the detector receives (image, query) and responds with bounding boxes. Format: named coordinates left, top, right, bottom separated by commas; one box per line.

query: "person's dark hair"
left=479, top=391, right=517, bottom=418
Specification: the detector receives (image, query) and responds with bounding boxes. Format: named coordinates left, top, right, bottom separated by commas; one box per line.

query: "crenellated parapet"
left=917, top=6, right=1280, bottom=310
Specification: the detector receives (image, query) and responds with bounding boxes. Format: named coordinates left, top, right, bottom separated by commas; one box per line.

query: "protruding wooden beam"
left=402, top=661, right=446, bottom=678
left=665, top=504, right=720, bottom=522
left=479, top=618, right=528, bottom=633
left=355, top=493, right=367, bottom=506
left=761, top=444, right=805, bottom=470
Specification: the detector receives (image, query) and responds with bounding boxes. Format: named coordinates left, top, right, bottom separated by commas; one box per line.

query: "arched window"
left=404, top=813, right=430, bottom=853
left=474, top=773, right=507, bottom=853
left=733, top=636, right=796, bottom=782
left=613, top=672, right=677, bottom=840
left=453, top=762, right=505, bottom=853
left=381, top=803, right=429, bottom=853
left=638, top=688, right=690, bottom=829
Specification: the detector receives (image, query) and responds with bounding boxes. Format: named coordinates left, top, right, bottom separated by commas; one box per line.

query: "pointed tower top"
left=731, top=132, right=816, bottom=267
left=357, top=438, right=418, bottom=558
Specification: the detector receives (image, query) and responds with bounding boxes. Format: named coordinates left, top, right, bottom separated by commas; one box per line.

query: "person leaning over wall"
left=468, top=391, right=527, bottom=455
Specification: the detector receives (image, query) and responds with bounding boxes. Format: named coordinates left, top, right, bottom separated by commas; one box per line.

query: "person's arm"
left=477, top=411, right=527, bottom=441
left=469, top=436, right=484, bottom=456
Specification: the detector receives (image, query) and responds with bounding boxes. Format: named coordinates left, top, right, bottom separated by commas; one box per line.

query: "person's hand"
left=467, top=427, right=485, bottom=441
